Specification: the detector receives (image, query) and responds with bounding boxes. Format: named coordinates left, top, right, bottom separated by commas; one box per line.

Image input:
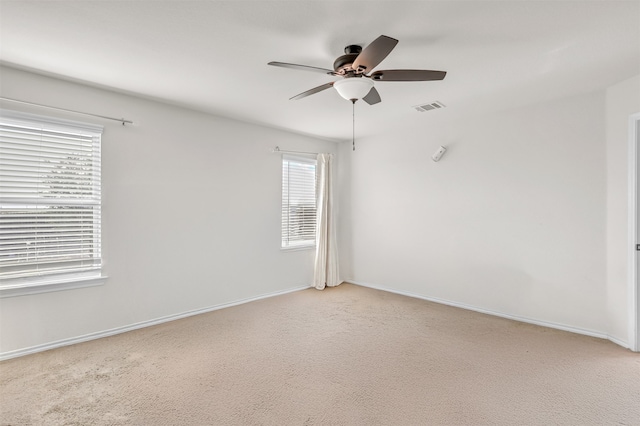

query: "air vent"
left=414, top=101, right=446, bottom=112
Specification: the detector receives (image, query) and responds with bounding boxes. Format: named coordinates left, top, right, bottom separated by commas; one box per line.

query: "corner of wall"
left=605, top=74, right=640, bottom=346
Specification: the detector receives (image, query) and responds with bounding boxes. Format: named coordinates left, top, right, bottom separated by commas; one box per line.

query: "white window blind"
left=281, top=155, right=317, bottom=249
left=0, top=111, right=103, bottom=283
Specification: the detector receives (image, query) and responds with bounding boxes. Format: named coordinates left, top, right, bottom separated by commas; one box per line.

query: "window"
left=281, top=155, right=316, bottom=249
left=0, top=111, right=104, bottom=294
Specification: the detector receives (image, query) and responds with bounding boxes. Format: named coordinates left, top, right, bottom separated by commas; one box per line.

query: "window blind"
left=281, top=155, right=317, bottom=248
left=0, top=112, right=103, bottom=282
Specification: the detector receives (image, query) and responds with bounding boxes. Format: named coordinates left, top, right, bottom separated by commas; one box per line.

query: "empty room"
left=1, top=1, right=639, bottom=424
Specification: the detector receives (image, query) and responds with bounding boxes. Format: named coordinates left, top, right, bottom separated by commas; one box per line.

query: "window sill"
left=0, top=275, right=108, bottom=298
left=281, top=244, right=316, bottom=252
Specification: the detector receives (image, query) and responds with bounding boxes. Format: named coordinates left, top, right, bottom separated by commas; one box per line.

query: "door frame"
left=628, top=112, right=640, bottom=352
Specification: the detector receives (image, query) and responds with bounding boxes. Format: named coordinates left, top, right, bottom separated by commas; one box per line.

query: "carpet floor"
left=1, top=283, right=639, bottom=425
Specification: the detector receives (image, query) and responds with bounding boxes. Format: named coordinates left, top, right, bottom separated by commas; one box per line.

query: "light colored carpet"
left=1, top=283, right=639, bottom=425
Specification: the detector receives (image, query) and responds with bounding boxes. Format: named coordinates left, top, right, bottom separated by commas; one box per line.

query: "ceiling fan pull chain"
left=352, top=99, right=356, bottom=151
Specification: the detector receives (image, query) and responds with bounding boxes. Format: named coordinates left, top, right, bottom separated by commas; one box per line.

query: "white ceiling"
left=1, top=1, right=639, bottom=141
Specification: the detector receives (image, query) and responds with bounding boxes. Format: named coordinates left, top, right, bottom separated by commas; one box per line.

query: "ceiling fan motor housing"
left=333, top=54, right=358, bottom=73
left=333, top=45, right=363, bottom=73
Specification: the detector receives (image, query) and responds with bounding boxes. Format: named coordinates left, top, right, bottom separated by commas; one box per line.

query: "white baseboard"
left=4, top=281, right=629, bottom=361
left=0, top=285, right=312, bottom=361
left=607, top=334, right=630, bottom=349
left=347, top=280, right=629, bottom=348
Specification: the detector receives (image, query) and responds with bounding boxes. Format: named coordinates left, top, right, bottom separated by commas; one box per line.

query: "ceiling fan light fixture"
left=333, top=78, right=374, bottom=101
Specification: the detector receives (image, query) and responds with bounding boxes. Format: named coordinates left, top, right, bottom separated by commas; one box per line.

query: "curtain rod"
left=0, top=96, right=134, bottom=125
left=272, top=146, right=319, bottom=156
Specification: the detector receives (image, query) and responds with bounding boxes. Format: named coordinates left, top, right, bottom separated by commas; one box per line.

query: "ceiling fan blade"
left=369, top=70, right=447, bottom=81
left=290, top=82, right=335, bottom=100
left=268, top=61, right=336, bottom=75
left=362, top=87, right=381, bottom=105
left=352, top=35, right=398, bottom=73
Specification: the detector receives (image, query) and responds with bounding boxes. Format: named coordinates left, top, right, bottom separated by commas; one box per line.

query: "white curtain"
left=314, top=153, right=340, bottom=290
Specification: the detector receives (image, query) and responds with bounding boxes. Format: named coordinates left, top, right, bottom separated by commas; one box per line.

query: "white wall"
left=605, top=75, right=640, bottom=344
left=346, top=90, right=610, bottom=335
left=0, top=66, right=339, bottom=356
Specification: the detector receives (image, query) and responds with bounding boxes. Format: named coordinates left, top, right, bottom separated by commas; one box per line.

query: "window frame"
left=0, top=110, right=107, bottom=298
left=281, top=154, right=317, bottom=251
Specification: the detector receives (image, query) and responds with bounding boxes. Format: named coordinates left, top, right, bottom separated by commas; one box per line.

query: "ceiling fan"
left=268, top=35, right=446, bottom=105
